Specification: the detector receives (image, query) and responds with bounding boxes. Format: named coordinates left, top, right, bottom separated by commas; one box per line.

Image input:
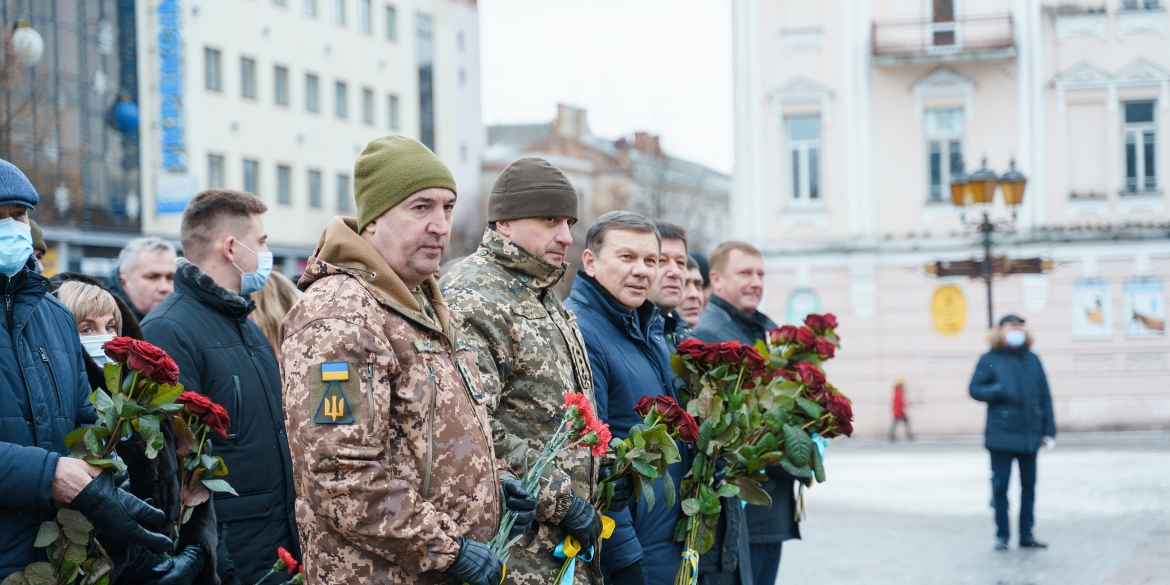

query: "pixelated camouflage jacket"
left=281, top=217, right=509, bottom=585
left=440, top=229, right=600, bottom=585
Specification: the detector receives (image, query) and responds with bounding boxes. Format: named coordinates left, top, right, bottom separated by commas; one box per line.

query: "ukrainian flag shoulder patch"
left=321, top=362, right=349, bottom=381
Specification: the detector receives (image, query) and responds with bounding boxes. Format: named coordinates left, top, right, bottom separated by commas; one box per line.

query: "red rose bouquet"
left=171, top=391, right=239, bottom=547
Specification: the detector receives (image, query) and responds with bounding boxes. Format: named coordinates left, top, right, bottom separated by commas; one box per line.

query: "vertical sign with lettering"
left=157, top=0, right=193, bottom=213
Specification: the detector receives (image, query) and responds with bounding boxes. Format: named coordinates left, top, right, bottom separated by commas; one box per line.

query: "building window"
left=458, top=68, right=466, bottom=87
left=303, top=0, right=317, bottom=16
left=460, top=142, right=468, bottom=163
left=274, top=66, right=290, bottom=105
left=925, top=109, right=964, bottom=202
left=332, top=0, right=346, bottom=25
left=385, top=5, right=397, bottom=40
left=362, top=88, right=375, bottom=124
left=243, top=159, right=260, bottom=196
left=931, top=0, right=955, bottom=46
left=787, top=116, right=821, bottom=202
left=1122, top=0, right=1161, bottom=10
left=240, top=57, right=257, bottom=99
left=277, top=165, right=292, bottom=205
left=208, top=154, right=225, bottom=188
left=1125, top=101, right=1157, bottom=193
left=337, top=173, right=351, bottom=212
left=306, top=74, right=320, bottom=112
left=457, top=31, right=465, bottom=51
left=335, top=81, right=348, bottom=118
left=359, top=0, right=372, bottom=33
left=308, top=169, right=323, bottom=208
left=274, top=0, right=287, bottom=5
left=388, top=94, right=399, bottom=130
left=204, top=48, right=222, bottom=91
left=417, top=13, right=435, bottom=151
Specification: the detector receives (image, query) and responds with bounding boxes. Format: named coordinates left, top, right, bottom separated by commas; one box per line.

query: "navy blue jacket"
left=693, top=295, right=800, bottom=546
left=969, top=335, right=1056, bottom=454
left=141, top=260, right=299, bottom=584
left=565, top=274, right=684, bottom=585
left=0, top=262, right=96, bottom=578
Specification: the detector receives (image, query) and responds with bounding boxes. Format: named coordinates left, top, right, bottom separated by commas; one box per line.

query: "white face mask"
left=79, top=334, right=116, bottom=365
left=1004, top=330, right=1026, bottom=348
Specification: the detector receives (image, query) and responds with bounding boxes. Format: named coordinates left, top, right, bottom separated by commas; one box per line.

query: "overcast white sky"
left=478, top=0, right=734, bottom=174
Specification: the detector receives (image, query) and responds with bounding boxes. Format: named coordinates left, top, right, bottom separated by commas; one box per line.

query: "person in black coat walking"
left=141, top=190, right=299, bottom=584
left=693, top=241, right=796, bottom=585
left=969, top=314, right=1056, bottom=551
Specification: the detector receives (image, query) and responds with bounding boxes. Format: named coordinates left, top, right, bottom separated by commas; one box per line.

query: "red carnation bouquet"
left=485, top=392, right=611, bottom=565
left=251, top=546, right=303, bottom=585
left=171, top=391, right=238, bottom=547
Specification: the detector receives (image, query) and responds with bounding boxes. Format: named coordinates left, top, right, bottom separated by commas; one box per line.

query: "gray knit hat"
left=488, top=158, right=578, bottom=222
left=0, top=159, right=38, bottom=209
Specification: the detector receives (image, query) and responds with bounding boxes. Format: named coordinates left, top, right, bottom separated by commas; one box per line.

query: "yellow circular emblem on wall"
left=932, top=285, right=967, bottom=336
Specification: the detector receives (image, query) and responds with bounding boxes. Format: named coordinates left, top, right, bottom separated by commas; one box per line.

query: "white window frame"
left=276, top=165, right=292, bottom=205
left=1123, top=101, right=1158, bottom=194
left=786, top=115, right=822, bottom=204
left=925, top=108, right=964, bottom=202
left=303, top=0, right=317, bottom=16
left=335, top=81, right=348, bottom=119
left=204, top=48, right=222, bottom=91
left=243, top=159, right=260, bottom=196
left=385, top=5, right=397, bottom=40
left=274, top=65, right=290, bottom=105
left=388, top=94, right=399, bottom=129
left=362, top=88, right=375, bottom=124
left=240, top=57, right=257, bottom=99
left=305, top=74, right=320, bottom=112
left=337, top=173, right=351, bottom=212
left=308, top=169, right=323, bottom=208
left=207, top=154, right=225, bottom=188
left=332, top=0, right=346, bottom=25
left=359, top=0, right=372, bottom=33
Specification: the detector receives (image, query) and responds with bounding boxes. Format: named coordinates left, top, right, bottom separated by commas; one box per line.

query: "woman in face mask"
left=54, top=280, right=123, bottom=363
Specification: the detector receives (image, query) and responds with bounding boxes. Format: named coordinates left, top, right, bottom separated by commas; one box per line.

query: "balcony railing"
left=872, top=14, right=1015, bottom=64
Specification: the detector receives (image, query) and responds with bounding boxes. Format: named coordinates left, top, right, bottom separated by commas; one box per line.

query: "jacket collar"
left=709, top=294, right=776, bottom=337
left=175, top=258, right=255, bottom=322
left=569, top=271, right=662, bottom=343
left=299, top=216, right=451, bottom=336
left=1, top=259, right=51, bottom=329
left=478, top=228, right=565, bottom=291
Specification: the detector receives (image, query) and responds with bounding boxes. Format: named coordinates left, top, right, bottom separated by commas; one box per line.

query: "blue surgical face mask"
left=80, top=334, right=116, bottom=365
left=233, top=242, right=273, bottom=296
left=0, top=217, right=33, bottom=276
left=1004, top=330, right=1026, bottom=347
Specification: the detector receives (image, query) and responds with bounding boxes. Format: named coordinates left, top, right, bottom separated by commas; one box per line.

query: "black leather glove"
left=599, top=463, right=634, bottom=513
left=501, top=477, right=536, bottom=539
left=445, top=538, right=504, bottom=585
left=145, top=545, right=205, bottom=585
left=558, top=495, right=601, bottom=545
left=712, top=457, right=727, bottom=490
left=72, top=469, right=172, bottom=554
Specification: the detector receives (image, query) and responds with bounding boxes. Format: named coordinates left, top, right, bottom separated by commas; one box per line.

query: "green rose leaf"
left=729, top=477, right=772, bottom=506
left=32, top=521, right=59, bottom=548
left=681, top=497, right=701, bottom=516
left=694, top=520, right=717, bottom=555
left=640, top=475, right=656, bottom=511
left=63, top=428, right=88, bottom=451
left=213, top=456, right=230, bottom=477
left=795, top=397, right=824, bottom=420
left=93, top=389, right=114, bottom=416
left=782, top=424, right=813, bottom=466
left=62, top=527, right=89, bottom=546
left=663, top=471, right=676, bottom=509
left=120, top=400, right=146, bottom=419
left=56, top=508, right=93, bottom=533
left=715, top=483, right=740, bottom=498
left=23, top=562, right=54, bottom=585
left=779, top=458, right=813, bottom=479
left=812, top=444, right=826, bottom=483
left=103, top=362, right=122, bottom=397
left=151, top=383, right=184, bottom=406
left=200, top=479, right=239, bottom=496
left=630, top=458, right=659, bottom=480
left=62, top=541, right=87, bottom=565
left=0, top=571, right=30, bottom=585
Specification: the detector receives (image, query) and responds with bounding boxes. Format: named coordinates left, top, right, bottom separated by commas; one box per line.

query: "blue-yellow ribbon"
left=553, top=515, right=615, bottom=585
left=681, top=548, right=700, bottom=585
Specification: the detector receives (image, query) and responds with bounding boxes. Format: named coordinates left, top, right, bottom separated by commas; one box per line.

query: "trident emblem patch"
left=314, top=362, right=355, bottom=425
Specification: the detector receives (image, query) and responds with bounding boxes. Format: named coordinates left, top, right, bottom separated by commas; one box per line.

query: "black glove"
left=445, top=538, right=504, bottom=585
left=599, top=463, right=634, bottom=513
left=145, top=545, right=205, bottom=585
left=501, top=477, right=536, bottom=539
left=712, top=457, right=727, bottom=490
left=72, top=469, right=172, bottom=554
left=558, top=495, right=601, bottom=545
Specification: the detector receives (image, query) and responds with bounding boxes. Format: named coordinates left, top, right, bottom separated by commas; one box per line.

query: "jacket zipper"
left=446, top=332, right=500, bottom=530
left=365, top=362, right=375, bottom=434
left=423, top=366, right=438, bottom=498
left=38, top=348, right=63, bottom=412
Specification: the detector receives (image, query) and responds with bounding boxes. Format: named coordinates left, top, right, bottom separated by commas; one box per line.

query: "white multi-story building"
left=136, top=0, right=482, bottom=271
left=733, top=0, right=1170, bottom=436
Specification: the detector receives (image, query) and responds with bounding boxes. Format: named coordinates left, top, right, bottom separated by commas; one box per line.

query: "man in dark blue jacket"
left=969, top=314, right=1056, bottom=551
left=142, top=189, right=299, bottom=584
left=693, top=241, right=795, bottom=585
left=565, top=211, right=681, bottom=585
left=0, top=159, right=171, bottom=578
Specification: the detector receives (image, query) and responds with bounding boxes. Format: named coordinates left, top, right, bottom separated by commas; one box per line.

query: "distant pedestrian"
left=678, top=257, right=705, bottom=328
left=248, top=269, right=300, bottom=355
left=106, top=236, right=177, bottom=322
left=141, top=189, right=299, bottom=584
left=969, top=314, right=1056, bottom=551
left=889, top=377, right=913, bottom=442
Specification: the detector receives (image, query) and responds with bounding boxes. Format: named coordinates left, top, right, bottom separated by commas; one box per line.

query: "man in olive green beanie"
left=354, top=135, right=458, bottom=232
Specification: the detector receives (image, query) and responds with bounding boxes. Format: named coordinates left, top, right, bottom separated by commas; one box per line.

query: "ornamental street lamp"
left=925, top=157, right=1050, bottom=329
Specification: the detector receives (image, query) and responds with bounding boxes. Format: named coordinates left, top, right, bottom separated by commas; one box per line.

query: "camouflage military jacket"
left=281, top=217, right=508, bottom=585
left=441, top=229, right=599, bottom=585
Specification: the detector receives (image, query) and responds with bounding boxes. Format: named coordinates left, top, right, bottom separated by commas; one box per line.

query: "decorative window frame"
left=768, top=77, right=832, bottom=221
left=768, top=76, right=833, bottom=125
left=911, top=68, right=975, bottom=121
left=1054, top=58, right=1170, bottom=114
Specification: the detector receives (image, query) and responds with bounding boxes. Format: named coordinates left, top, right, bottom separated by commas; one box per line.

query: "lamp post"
left=940, top=157, right=1031, bottom=328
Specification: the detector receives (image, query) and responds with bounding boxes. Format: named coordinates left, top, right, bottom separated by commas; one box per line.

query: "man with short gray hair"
left=106, top=236, right=176, bottom=320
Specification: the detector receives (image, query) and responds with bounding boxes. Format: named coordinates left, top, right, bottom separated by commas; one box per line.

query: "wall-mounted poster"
left=931, top=285, right=967, bottom=336
left=787, top=288, right=821, bottom=326
left=1071, top=281, right=1112, bottom=339
left=1124, top=280, right=1165, bottom=338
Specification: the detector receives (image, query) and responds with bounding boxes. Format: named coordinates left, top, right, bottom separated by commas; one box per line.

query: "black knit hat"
left=488, top=158, right=578, bottom=222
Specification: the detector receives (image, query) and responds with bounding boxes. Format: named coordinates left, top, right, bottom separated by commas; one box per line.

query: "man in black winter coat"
left=693, top=241, right=796, bottom=585
left=969, top=314, right=1056, bottom=551
left=142, top=189, right=299, bottom=584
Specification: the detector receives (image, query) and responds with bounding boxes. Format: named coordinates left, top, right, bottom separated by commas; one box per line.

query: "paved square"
left=777, top=433, right=1170, bottom=585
